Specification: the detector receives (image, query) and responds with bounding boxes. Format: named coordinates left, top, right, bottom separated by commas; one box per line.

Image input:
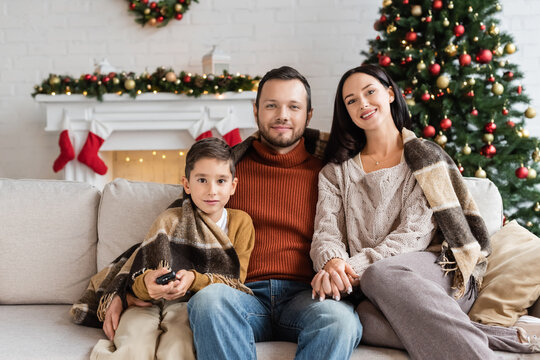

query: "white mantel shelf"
left=36, top=92, right=257, bottom=188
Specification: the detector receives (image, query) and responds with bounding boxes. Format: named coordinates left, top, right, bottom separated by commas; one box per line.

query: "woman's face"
left=342, top=72, right=395, bottom=132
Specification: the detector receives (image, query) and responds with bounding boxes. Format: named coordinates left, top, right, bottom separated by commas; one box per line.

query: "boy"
left=74, top=137, right=255, bottom=360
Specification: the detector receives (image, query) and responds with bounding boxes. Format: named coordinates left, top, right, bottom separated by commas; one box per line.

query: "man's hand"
left=102, top=294, right=151, bottom=341
left=311, top=258, right=359, bottom=301
left=144, top=268, right=194, bottom=301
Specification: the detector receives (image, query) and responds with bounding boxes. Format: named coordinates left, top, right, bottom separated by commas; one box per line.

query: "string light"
left=125, top=157, right=130, bottom=162
left=179, top=151, right=184, bottom=156
left=152, top=151, right=157, bottom=156
left=162, top=154, right=166, bottom=159
left=139, top=158, right=143, bottom=163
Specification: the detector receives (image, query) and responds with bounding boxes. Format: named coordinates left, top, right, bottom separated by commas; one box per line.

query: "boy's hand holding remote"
left=143, top=268, right=195, bottom=301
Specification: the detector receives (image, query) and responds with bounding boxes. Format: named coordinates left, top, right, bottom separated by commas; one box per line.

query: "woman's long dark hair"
left=324, top=64, right=411, bottom=164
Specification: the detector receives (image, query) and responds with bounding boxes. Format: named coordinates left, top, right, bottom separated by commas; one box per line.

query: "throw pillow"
left=468, top=220, right=540, bottom=326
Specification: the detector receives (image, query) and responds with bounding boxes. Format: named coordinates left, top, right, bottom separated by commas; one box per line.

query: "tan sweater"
left=310, top=153, right=437, bottom=278
left=132, top=208, right=255, bottom=300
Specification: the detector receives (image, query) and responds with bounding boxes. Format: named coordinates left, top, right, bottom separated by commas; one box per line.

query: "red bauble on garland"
left=429, top=63, right=441, bottom=76
left=459, top=53, right=471, bottom=66
left=516, top=166, right=529, bottom=179
left=476, top=49, right=493, bottom=64
left=175, top=13, right=183, bottom=20
left=433, top=0, right=443, bottom=10
left=453, top=24, right=465, bottom=37
left=481, top=144, right=497, bottom=158
left=149, top=2, right=157, bottom=9
left=405, top=31, right=418, bottom=42
left=471, top=108, right=478, bottom=116
left=129, top=3, right=136, bottom=10
left=421, top=92, right=431, bottom=102
left=440, top=117, right=452, bottom=130
left=423, top=125, right=436, bottom=138
left=379, top=55, right=391, bottom=67
left=183, top=75, right=192, bottom=83
left=484, top=121, right=497, bottom=133
left=502, top=107, right=509, bottom=115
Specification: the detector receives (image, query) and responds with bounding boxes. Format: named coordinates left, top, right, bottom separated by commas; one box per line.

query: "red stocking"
left=53, top=119, right=75, bottom=172
left=77, top=120, right=112, bottom=175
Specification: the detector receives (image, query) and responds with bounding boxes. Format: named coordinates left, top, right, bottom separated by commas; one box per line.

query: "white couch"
left=1, top=177, right=538, bottom=360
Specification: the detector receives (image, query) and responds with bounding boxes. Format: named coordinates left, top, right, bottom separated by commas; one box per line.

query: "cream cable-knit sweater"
left=310, top=152, right=437, bottom=278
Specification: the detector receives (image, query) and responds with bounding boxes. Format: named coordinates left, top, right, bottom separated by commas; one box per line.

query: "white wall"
left=1, top=0, right=539, bottom=179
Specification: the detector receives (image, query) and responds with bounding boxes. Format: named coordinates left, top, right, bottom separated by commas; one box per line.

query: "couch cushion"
left=0, top=179, right=99, bottom=304
left=462, top=177, right=503, bottom=236
left=0, top=305, right=103, bottom=360
left=468, top=220, right=540, bottom=326
left=97, top=178, right=183, bottom=270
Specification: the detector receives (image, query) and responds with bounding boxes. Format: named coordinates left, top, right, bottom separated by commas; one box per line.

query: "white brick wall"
left=0, top=0, right=538, bottom=179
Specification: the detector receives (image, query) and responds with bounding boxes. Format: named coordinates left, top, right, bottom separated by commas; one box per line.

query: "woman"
left=310, top=64, right=534, bottom=359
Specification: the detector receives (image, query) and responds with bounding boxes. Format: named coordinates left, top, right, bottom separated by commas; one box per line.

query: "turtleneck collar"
left=250, top=138, right=311, bottom=168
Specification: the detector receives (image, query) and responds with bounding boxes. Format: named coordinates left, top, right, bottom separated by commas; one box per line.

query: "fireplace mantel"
left=36, top=92, right=257, bottom=188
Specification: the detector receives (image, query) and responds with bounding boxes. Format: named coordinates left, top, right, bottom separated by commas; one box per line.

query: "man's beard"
left=257, top=118, right=308, bottom=149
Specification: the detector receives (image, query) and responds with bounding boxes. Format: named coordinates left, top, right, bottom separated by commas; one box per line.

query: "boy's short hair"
left=185, top=137, right=235, bottom=179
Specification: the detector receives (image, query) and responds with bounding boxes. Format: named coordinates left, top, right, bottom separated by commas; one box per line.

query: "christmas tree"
left=363, top=0, right=540, bottom=234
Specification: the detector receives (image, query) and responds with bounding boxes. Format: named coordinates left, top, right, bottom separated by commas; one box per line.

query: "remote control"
left=156, top=271, right=177, bottom=285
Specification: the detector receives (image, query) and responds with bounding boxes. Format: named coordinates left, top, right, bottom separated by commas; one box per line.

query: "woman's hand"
left=102, top=294, right=151, bottom=341
left=311, top=258, right=359, bottom=301
left=144, top=268, right=194, bottom=301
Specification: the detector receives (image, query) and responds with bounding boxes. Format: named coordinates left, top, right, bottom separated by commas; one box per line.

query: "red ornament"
left=380, top=15, right=387, bottom=23
left=429, top=63, right=441, bottom=76
left=466, top=90, right=475, bottom=98
left=504, top=71, right=514, bottom=80
left=84, top=74, right=92, bottom=81
left=484, top=121, right=497, bottom=133
left=63, top=77, right=71, bottom=84
left=395, top=15, right=401, bottom=21
left=481, top=144, right=497, bottom=158
left=506, top=120, right=515, bottom=127
left=421, top=92, right=431, bottom=102
left=480, top=23, right=486, bottom=30
left=149, top=2, right=157, bottom=9
left=102, top=76, right=110, bottom=83
left=517, top=85, right=523, bottom=94
left=157, top=16, right=164, bottom=22
left=91, top=75, right=97, bottom=82
left=471, top=108, right=478, bottom=116
left=440, top=117, right=452, bottom=130
left=403, top=0, right=409, bottom=4
left=425, top=16, right=432, bottom=22
left=453, top=24, right=465, bottom=37
left=404, top=87, right=413, bottom=95
left=376, top=36, right=381, bottom=41
left=379, top=55, right=391, bottom=67
left=459, top=53, right=471, bottom=66
left=516, top=166, right=529, bottom=179
left=406, top=55, right=413, bottom=63
left=175, top=13, right=183, bottom=20
left=108, top=72, right=116, bottom=78
left=487, top=75, right=495, bottom=83
left=129, top=3, right=136, bottom=10
left=179, top=0, right=185, bottom=3
left=405, top=31, right=418, bottom=42
left=142, top=0, right=149, bottom=3
left=433, top=0, right=443, bottom=10
left=423, top=125, right=436, bottom=138
left=183, top=75, right=192, bottom=83
left=476, top=49, right=493, bottom=64
left=458, top=165, right=464, bottom=174
left=502, top=107, right=509, bottom=115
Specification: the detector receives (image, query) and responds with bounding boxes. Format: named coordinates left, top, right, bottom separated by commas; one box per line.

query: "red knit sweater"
left=227, top=138, right=323, bottom=284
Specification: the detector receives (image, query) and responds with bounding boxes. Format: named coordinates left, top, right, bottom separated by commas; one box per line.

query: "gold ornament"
left=505, top=43, right=516, bottom=54
left=468, top=6, right=473, bottom=12
left=526, top=221, right=533, bottom=228
left=165, top=72, right=177, bottom=83
left=462, top=144, right=472, bottom=155
left=534, top=202, right=540, bottom=212
left=492, top=82, right=504, bottom=96
left=144, top=8, right=151, bottom=15
left=386, top=24, right=397, bottom=33
left=406, top=98, right=416, bottom=107
left=148, top=18, right=157, bottom=26
left=533, top=148, right=540, bottom=162
left=112, top=77, right=120, bottom=85
left=124, top=79, right=136, bottom=90
left=411, top=5, right=422, bottom=16
left=468, top=78, right=476, bottom=86
left=489, top=25, right=500, bottom=36
left=49, top=76, right=61, bottom=86
left=522, top=128, right=531, bottom=138
left=525, top=107, right=536, bottom=119
left=175, top=4, right=183, bottom=12
left=473, top=36, right=479, bottom=42
left=425, top=41, right=431, bottom=46
left=383, top=0, right=392, bottom=7
left=417, top=60, right=426, bottom=71
left=475, top=167, right=487, bottom=178
left=443, top=18, right=450, bottom=27
left=445, top=44, right=458, bottom=57
left=495, top=3, right=502, bottom=11
left=527, top=168, right=537, bottom=179
left=435, top=133, right=448, bottom=146
left=494, top=45, right=504, bottom=57
left=411, top=77, right=418, bottom=85
left=436, top=75, right=450, bottom=89
left=448, top=1, right=454, bottom=9
left=483, top=133, right=494, bottom=143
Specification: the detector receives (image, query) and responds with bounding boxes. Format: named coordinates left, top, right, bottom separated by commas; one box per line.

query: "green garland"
left=127, top=0, right=198, bottom=27
left=32, top=67, right=260, bottom=101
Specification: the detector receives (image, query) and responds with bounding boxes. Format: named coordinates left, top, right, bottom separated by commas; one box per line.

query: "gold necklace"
left=367, top=153, right=386, bottom=166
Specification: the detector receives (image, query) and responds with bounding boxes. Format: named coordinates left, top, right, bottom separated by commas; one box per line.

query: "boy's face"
left=182, top=157, right=238, bottom=223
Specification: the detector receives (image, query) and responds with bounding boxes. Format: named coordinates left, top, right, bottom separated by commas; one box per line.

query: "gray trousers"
left=357, top=252, right=530, bottom=360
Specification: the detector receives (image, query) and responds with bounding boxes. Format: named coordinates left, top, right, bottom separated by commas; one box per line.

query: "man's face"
left=254, top=79, right=312, bottom=154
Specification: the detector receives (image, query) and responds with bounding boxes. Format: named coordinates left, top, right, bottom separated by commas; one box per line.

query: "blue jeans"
left=188, top=280, right=362, bottom=360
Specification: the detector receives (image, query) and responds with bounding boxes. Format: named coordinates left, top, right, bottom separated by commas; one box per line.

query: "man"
left=187, top=66, right=362, bottom=359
